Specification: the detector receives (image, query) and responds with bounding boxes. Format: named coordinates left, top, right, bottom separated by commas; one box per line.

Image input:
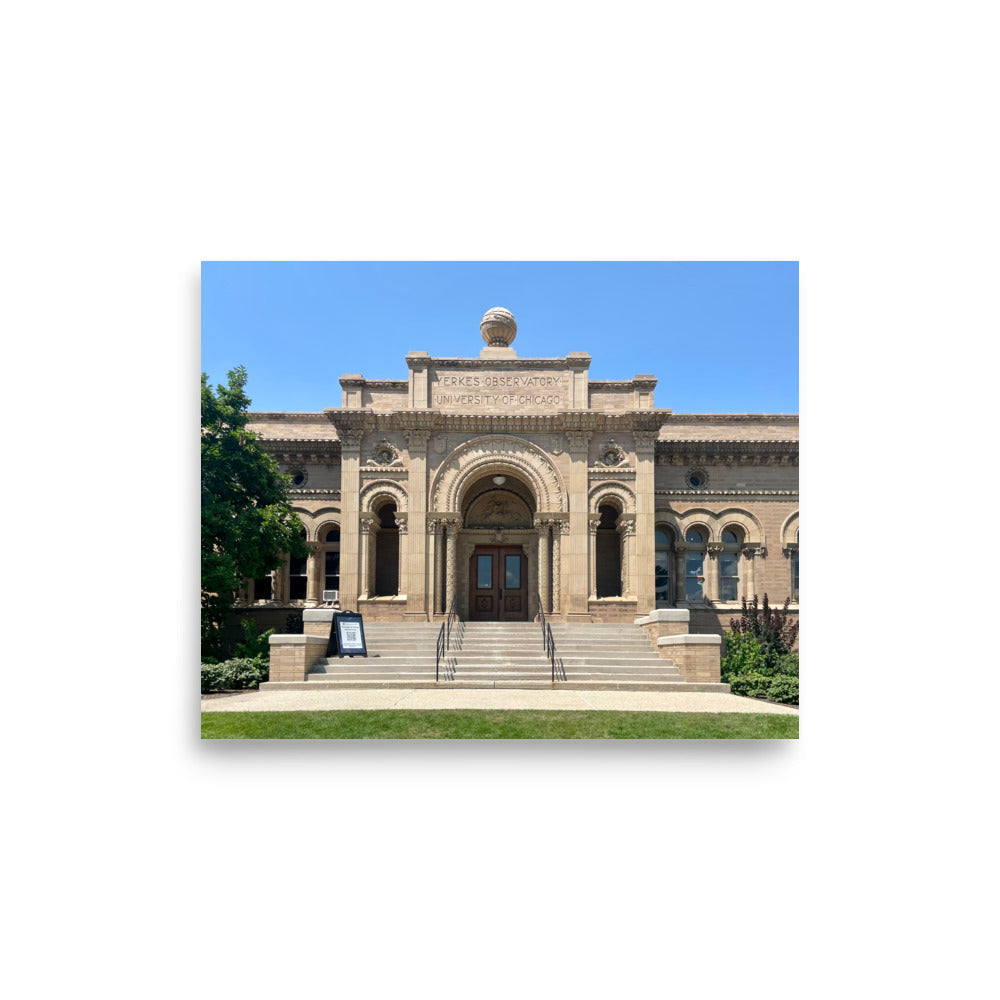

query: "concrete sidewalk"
left=201, top=687, right=798, bottom=714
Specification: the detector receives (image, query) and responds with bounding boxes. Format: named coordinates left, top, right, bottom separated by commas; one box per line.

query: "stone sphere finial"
left=480, top=307, right=517, bottom=348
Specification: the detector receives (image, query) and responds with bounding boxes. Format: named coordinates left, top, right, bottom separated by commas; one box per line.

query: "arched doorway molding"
left=430, top=434, right=567, bottom=515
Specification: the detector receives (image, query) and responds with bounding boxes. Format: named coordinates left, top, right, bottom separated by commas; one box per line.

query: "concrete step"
left=265, top=679, right=729, bottom=692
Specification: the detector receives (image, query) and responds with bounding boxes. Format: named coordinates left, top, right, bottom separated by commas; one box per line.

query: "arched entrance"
left=463, top=473, right=533, bottom=621
left=429, top=434, right=568, bottom=621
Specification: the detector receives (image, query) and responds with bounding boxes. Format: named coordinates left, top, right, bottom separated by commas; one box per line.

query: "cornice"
left=289, top=489, right=342, bottom=500
left=656, top=489, right=799, bottom=498
left=663, top=414, right=799, bottom=424
left=588, top=466, right=636, bottom=476
left=322, top=409, right=671, bottom=435
left=656, top=440, right=798, bottom=466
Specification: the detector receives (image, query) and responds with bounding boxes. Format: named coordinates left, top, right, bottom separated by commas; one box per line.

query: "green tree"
left=201, top=366, right=307, bottom=656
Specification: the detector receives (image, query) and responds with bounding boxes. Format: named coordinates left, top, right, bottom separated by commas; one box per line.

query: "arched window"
left=289, top=527, right=308, bottom=601
left=374, top=503, right=399, bottom=596
left=324, top=526, right=340, bottom=596
left=595, top=504, right=622, bottom=598
left=655, top=526, right=674, bottom=605
left=720, top=528, right=743, bottom=602
left=685, top=528, right=706, bottom=602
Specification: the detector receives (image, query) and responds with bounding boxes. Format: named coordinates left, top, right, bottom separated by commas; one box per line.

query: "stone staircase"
left=284, top=620, right=728, bottom=691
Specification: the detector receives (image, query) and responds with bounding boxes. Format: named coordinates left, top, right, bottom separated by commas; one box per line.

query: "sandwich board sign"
left=326, top=610, right=368, bottom=658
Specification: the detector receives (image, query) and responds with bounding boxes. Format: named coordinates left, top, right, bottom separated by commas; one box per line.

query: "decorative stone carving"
left=465, top=494, right=532, bottom=529
left=430, top=434, right=567, bottom=512
left=480, top=307, right=517, bottom=348
left=686, top=467, right=710, bottom=490
left=403, top=428, right=432, bottom=449
left=597, top=438, right=626, bottom=467
left=368, top=438, right=400, bottom=466
left=359, top=479, right=408, bottom=513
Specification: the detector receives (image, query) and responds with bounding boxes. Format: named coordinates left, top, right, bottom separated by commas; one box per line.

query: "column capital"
left=633, top=430, right=658, bottom=452
left=588, top=513, right=601, bottom=535
left=403, top=428, right=433, bottom=449
left=782, top=543, right=797, bottom=557
left=707, top=542, right=724, bottom=556
left=359, top=512, right=377, bottom=536
left=395, top=512, right=408, bottom=535
left=742, top=543, right=763, bottom=558
left=307, top=541, right=324, bottom=555
left=566, top=430, right=592, bottom=450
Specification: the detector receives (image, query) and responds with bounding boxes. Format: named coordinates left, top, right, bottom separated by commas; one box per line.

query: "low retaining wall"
left=267, top=634, right=328, bottom=682
left=588, top=599, right=638, bottom=623
left=635, top=609, right=722, bottom=682
left=357, top=597, right=408, bottom=621
left=655, top=634, right=722, bottom=683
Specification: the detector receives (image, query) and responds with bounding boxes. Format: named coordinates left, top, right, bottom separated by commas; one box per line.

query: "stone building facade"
left=239, top=308, right=799, bottom=636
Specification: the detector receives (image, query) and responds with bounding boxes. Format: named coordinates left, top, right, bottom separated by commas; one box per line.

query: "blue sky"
left=201, top=262, right=797, bottom=414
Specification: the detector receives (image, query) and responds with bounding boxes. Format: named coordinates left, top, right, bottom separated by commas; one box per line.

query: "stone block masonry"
left=267, top=634, right=328, bottom=682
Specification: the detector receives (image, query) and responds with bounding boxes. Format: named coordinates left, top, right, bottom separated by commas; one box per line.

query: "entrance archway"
left=430, top=435, right=567, bottom=621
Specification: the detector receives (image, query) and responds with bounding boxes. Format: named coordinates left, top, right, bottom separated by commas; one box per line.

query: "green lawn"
left=201, top=709, right=798, bottom=739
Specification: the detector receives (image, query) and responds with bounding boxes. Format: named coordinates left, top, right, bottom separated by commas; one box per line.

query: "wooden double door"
left=469, top=545, right=528, bottom=621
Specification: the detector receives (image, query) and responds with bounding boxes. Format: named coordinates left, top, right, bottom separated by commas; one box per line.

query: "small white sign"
left=339, top=621, right=364, bottom=651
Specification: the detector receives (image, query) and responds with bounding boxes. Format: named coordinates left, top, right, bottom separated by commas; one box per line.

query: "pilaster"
left=566, top=429, right=592, bottom=620
left=338, top=426, right=364, bottom=611
left=404, top=428, right=431, bottom=619
left=633, top=429, right=657, bottom=613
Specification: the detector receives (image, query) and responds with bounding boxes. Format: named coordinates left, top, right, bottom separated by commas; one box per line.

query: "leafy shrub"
left=767, top=674, right=799, bottom=705
left=728, top=594, right=798, bottom=672
left=728, top=671, right=774, bottom=699
left=201, top=657, right=269, bottom=694
left=233, top=619, right=274, bottom=661
left=775, top=652, right=799, bottom=677
left=721, top=630, right=767, bottom=682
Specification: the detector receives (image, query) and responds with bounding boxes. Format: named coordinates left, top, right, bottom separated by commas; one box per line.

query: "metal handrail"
left=538, top=593, right=556, bottom=683
left=436, top=596, right=459, bottom=681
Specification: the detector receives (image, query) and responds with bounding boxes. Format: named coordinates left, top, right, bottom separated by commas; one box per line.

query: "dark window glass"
left=686, top=529, right=704, bottom=545
left=655, top=551, right=671, bottom=601
left=722, top=530, right=739, bottom=544
left=505, top=555, right=521, bottom=589
left=477, top=556, right=493, bottom=590
left=325, top=528, right=340, bottom=544
left=253, top=576, right=272, bottom=601
left=655, top=529, right=670, bottom=547
left=325, top=552, right=340, bottom=591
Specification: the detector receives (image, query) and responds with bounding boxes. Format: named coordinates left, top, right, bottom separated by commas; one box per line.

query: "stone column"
left=551, top=520, right=565, bottom=614
left=587, top=514, right=601, bottom=600
left=396, top=513, right=408, bottom=597
left=426, top=518, right=442, bottom=616
left=535, top=518, right=550, bottom=616
left=566, top=430, right=592, bottom=621
left=706, top=542, right=723, bottom=602
left=338, top=427, right=364, bottom=611
left=404, top=429, right=431, bottom=620
left=305, top=541, right=324, bottom=606
left=742, top=543, right=757, bottom=601
left=633, top=430, right=657, bottom=613
left=444, top=518, right=460, bottom=614
left=358, top=514, right=376, bottom=599
left=674, top=544, right=687, bottom=605
left=618, top=519, right=635, bottom=598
